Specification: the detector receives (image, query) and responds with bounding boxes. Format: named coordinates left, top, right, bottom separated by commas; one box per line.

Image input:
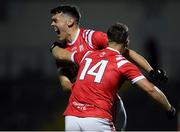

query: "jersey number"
left=79, top=58, right=108, bottom=83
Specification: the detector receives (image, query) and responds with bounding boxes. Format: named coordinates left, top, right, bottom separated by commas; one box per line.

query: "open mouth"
left=56, top=30, right=60, bottom=35
left=54, top=26, right=60, bottom=35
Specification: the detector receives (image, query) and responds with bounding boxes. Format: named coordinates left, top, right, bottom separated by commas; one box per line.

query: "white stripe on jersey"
left=117, top=60, right=129, bottom=68
left=85, top=29, right=91, bottom=42
left=87, top=30, right=95, bottom=48
left=116, top=56, right=124, bottom=61
left=71, top=51, right=92, bottom=64
left=80, top=51, right=92, bottom=63
left=83, top=29, right=90, bottom=42
left=131, top=75, right=145, bottom=84
left=83, top=29, right=95, bottom=49
left=71, top=51, right=77, bottom=62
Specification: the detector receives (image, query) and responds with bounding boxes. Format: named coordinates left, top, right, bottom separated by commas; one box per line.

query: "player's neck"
left=108, top=43, right=124, bottom=53
left=67, top=26, right=79, bottom=43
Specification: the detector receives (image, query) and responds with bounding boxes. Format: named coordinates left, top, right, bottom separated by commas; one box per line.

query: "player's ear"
left=67, top=18, right=74, bottom=27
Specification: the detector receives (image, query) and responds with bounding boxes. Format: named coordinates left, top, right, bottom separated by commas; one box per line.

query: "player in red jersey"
left=51, top=22, right=176, bottom=131
left=50, top=5, right=167, bottom=130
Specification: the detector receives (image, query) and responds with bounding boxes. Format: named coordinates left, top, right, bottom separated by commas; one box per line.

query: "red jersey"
left=65, top=28, right=108, bottom=52
left=64, top=47, right=145, bottom=120
left=58, top=28, right=108, bottom=81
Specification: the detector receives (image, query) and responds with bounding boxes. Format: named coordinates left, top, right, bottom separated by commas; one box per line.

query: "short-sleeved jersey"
left=64, top=47, right=145, bottom=120
left=57, top=28, right=108, bottom=81
left=66, top=28, right=108, bottom=52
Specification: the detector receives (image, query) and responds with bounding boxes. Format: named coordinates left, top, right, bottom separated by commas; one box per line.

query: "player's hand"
left=50, top=41, right=66, bottom=52
left=149, top=69, right=168, bottom=82
left=166, top=106, right=176, bottom=120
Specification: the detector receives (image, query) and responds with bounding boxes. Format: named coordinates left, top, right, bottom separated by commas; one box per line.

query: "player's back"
left=64, top=47, right=144, bottom=119
left=74, top=47, right=124, bottom=100
left=64, top=47, right=126, bottom=119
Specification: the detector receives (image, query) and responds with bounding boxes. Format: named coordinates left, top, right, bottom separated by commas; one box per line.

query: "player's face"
left=51, top=13, right=69, bottom=41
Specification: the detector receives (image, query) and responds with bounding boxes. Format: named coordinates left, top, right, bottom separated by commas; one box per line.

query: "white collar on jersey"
left=106, top=47, right=121, bottom=54
left=67, top=28, right=80, bottom=46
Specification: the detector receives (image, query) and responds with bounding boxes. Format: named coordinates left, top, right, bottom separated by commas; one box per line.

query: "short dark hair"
left=50, top=5, right=81, bottom=24
left=107, top=23, right=129, bottom=45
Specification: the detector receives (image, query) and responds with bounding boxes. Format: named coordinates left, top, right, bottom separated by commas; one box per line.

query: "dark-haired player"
left=50, top=5, right=167, bottom=130
left=51, top=22, right=175, bottom=131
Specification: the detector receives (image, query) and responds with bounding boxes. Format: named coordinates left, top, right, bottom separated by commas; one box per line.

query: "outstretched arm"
left=135, top=79, right=175, bottom=119
left=136, top=79, right=170, bottom=110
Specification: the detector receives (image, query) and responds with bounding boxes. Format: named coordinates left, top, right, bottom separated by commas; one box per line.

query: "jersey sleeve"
left=117, top=59, right=145, bottom=84
left=91, top=31, right=108, bottom=49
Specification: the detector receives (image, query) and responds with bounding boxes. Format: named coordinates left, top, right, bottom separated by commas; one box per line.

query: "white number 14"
left=79, top=58, right=108, bottom=83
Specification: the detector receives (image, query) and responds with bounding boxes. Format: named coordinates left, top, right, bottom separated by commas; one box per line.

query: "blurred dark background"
left=0, top=0, right=179, bottom=130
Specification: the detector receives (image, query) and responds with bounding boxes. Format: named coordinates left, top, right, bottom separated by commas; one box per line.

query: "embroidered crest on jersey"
left=79, top=44, right=84, bottom=52
left=99, top=52, right=106, bottom=57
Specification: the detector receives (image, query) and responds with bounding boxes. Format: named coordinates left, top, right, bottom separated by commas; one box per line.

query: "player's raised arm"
left=123, top=48, right=168, bottom=82
left=123, top=49, right=153, bottom=72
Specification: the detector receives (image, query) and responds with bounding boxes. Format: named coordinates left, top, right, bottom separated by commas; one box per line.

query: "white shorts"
left=65, top=116, right=115, bottom=131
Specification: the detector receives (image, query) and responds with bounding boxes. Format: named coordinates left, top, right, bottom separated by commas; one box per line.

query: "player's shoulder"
left=115, top=54, right=126, bottom=61
left=80, top=28, right=95, bottom=43
left=81, top=27, right=106, bottom=37
left=115, top=54, right=131, bottom=68
left=104, top=48, right=125, bottom=59
left=81, top=28, right=95, bottom=36
left=92, top=48, right=119, bottom=61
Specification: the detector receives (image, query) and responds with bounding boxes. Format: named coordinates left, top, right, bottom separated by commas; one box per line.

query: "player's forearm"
left=148, top=86, right=171, bottom=111
left=52, top=46, right=71, bottom=61
left=128, top=49, right=153, bottom=72
left=59, top=75, right=72, bottom=91
left=136, top=79, right=171, bottom=111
